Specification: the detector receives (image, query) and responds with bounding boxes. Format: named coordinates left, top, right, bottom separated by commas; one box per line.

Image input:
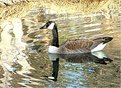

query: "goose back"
left=59, top=39, right=93, bottom=54
left=59, top=38, right=107, bottom=54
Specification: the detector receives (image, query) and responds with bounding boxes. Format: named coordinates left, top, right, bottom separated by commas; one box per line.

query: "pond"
left=0, top=8, right=120, bottom=88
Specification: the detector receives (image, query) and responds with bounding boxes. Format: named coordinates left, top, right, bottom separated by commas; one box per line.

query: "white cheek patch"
left=48, top=23, right=55, bottom=30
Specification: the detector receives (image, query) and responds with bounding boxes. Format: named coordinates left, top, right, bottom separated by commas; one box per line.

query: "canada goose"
left=40, top=21, right=113, bottom=54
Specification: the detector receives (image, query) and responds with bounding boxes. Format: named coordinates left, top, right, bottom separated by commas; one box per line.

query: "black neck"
left=51, top=24, right=59, bottom=47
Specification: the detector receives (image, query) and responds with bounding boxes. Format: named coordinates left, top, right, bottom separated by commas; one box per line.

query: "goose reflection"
left=48, top=54, right=59, bottom=81
left=59, top=51, right=113, bottom=64
left=48, top=51, right=112, bottom=81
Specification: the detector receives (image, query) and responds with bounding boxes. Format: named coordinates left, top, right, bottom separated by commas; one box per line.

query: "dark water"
left=0, top=8, right=120, bottom=88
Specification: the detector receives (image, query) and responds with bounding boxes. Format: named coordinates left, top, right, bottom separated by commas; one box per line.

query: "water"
left=0, top=8, right=120, bottom=88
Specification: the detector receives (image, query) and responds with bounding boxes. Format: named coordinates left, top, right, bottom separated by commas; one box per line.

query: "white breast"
left=91, top=43, right=107, bottom=52
left=48, top=46, right=59, bottom=53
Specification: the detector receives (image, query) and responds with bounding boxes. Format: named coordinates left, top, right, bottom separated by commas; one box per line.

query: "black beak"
left=40, top=23, right=47, bottom=29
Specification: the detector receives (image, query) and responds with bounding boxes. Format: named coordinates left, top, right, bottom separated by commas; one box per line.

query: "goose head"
left=40, top=21, right=55, bottom=30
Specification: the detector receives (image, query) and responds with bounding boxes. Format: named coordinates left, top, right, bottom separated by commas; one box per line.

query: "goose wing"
left=60, top=39, right=94, bottom=52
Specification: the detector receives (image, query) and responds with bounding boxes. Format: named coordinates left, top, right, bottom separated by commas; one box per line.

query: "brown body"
left=58, top=37, right=112, bottom=54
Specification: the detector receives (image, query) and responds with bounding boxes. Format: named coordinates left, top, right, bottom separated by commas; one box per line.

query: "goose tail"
left=103, top=37, right=113, bottom=44
left=91, top=37, right=113, bottom=52
left=93, top=36, right=113, bottom=44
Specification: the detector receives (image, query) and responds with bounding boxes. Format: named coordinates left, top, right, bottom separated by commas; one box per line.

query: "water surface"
left=0, top=8, right=120, bottom=88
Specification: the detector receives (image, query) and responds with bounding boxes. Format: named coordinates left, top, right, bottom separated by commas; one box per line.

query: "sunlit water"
left=0, top=8, right=120, bottom=88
